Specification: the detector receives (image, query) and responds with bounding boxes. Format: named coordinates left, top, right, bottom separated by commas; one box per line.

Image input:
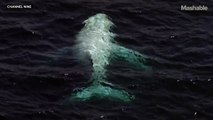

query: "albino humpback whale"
left=71, top=13, right=150, bottom=102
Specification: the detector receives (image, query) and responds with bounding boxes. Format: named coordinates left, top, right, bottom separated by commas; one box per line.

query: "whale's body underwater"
left=71, top=13, right=150, bottom=102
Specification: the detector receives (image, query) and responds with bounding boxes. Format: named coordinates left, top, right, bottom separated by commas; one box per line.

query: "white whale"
left=71, top=13, right=150, bottom=102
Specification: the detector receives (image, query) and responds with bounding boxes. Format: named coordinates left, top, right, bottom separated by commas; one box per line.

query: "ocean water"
left=0, top=0, right=213, bottom=120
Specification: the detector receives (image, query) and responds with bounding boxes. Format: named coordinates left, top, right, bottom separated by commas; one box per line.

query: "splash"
left=71, top=13, right=150, bottom=102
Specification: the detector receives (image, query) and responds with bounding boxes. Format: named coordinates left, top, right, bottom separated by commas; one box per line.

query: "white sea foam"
left=75, top=13, right=116, bottom=81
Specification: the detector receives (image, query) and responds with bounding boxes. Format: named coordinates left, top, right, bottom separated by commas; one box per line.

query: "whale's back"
left=75, top=13, right=116, bottom=66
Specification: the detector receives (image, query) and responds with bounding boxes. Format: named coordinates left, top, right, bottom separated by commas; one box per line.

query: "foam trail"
left=70, top=13, right=150, bottom=102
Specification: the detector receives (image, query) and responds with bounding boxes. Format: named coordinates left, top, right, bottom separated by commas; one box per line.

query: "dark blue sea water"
left=0, top=0, right=213, bottom=120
